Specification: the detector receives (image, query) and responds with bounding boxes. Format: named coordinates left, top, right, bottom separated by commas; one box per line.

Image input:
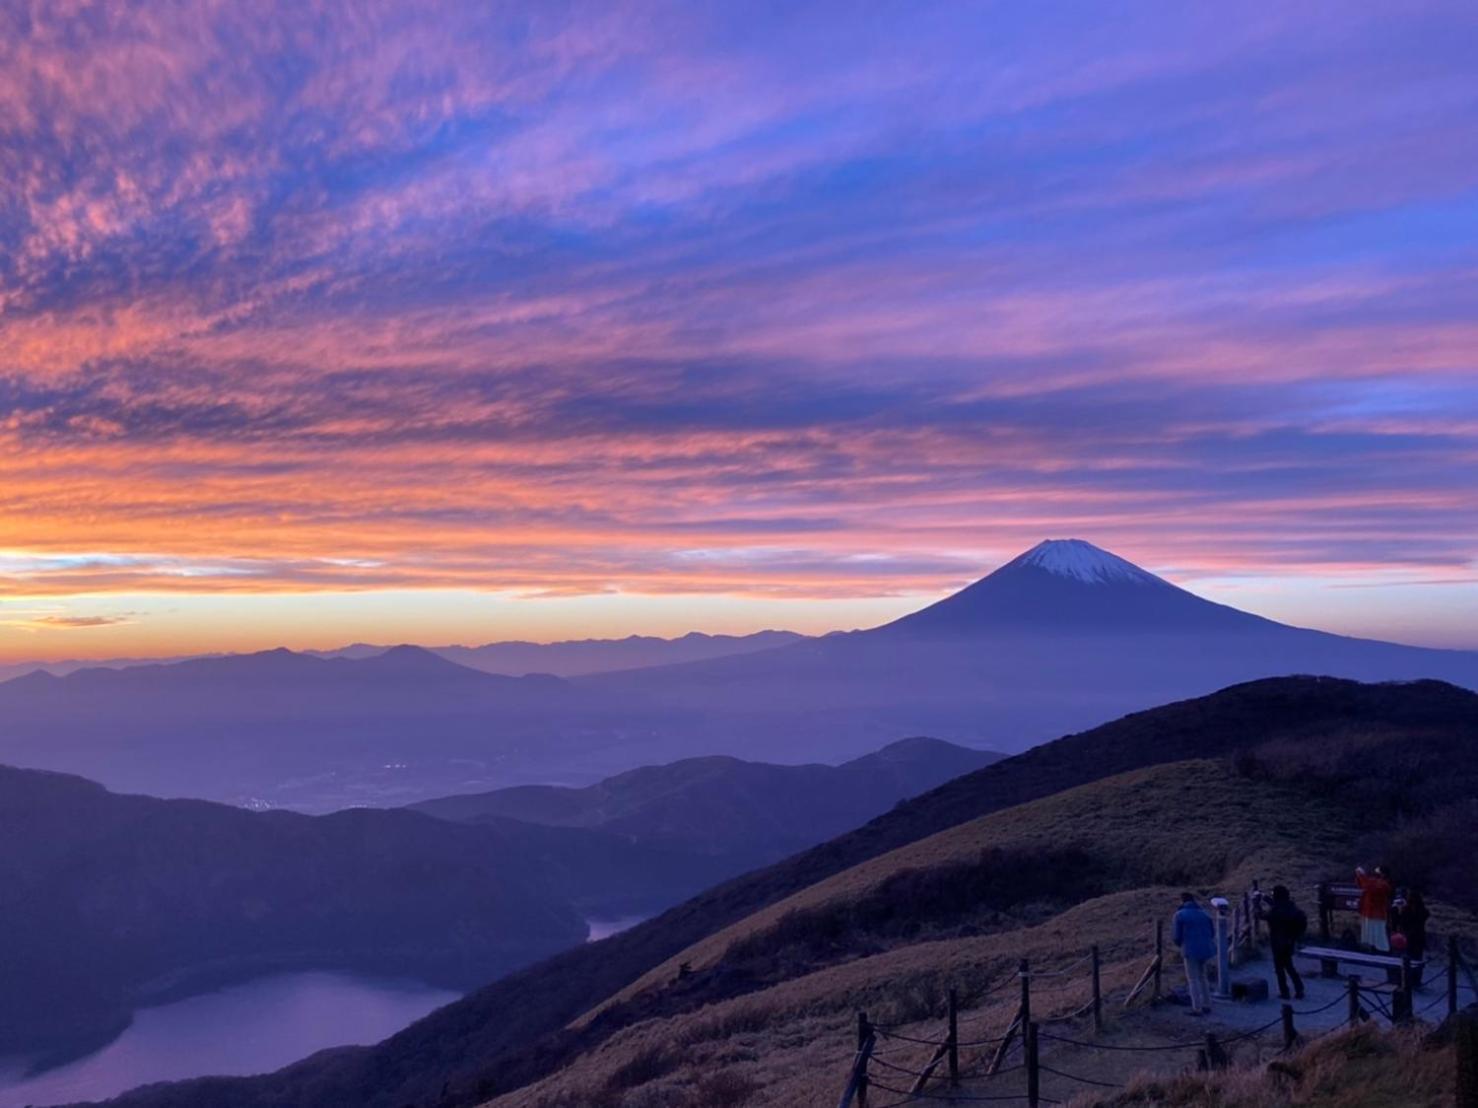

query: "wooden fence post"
left=1091, top=944, right=1103, bottom=1033
left=1281, top=1002, right=1297, bottom=1050
left=1452, top=936, right=1462, bottom=1019
left=1025, top=1021, right=1040, bottom=1108
left=1348, top=975, right=1361, bottom=1027
left=986, top=1005, right=1023, bottom=1076
left=947, top=988, right=959, bottom=1087
left=1020, top=958, right=1032, bottom=1029
left=1393, top=987, right=1413, bottom=1025
left=837, top=1012, right=874, bottom=1108
left=1457, top=1009, right=1478, bottom=1108
left=1154, top=918, right=1164, bottom=1000
left=1204, top=1031, right=1228, bottom=1070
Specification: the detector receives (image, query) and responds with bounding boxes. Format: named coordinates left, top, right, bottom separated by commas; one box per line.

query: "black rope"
left=958, top=973, right=1023, bottom=1008
left=953, top=1032, right=1013, bottom=1048
left=1028, top=953, right=1093, bottom=978
left=1219, top=1015, right=1287, bottom=1044
left=1289, top=993, right=1348, bottom=1016
left=957, top=1060, right=1025, bottom=1079
left=1359, top=988, right=1394, bottom=1021
left=868, top=1054, right=936, bottom=1078
left=875, top=1027, right=949, bottom=1046
left=1418, top=991, right=1451, bottom=1016
left=867, top=1076, right=1044, bottom=1102
left=1038, top=1063, right=1124, bottom=1088
left=1038, top=1030, right=1205, bottom=1052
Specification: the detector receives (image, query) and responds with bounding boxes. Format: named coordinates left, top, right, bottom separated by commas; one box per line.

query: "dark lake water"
left=0, top=972, right=459, bottom=1107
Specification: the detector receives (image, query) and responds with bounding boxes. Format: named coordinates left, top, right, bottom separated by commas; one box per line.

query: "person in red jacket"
left=1355, top=865, right=1393, bottom=952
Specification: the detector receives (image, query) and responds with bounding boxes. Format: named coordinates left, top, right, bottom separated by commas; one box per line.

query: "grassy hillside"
left=484, top=758, right=1476, bottom=1107
left=92, top=677, right=1478, bottom=1108
left=474, top=760, right=1360, bottom=1105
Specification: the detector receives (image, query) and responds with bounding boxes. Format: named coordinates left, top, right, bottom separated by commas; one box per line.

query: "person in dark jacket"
left=1172, top=892, right=1216, bottom=1014
left=1390, top=888, right=1430, bottom=960
left=1260, top=884, right=1307, bottom=1000
left=1390, top=888, right=1430, bottom=986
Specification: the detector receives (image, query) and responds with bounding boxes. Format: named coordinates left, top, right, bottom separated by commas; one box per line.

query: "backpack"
left=1290, top=906, right=1308, bottom=939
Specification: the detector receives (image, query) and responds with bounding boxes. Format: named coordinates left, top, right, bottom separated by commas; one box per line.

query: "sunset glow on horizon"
left=3, top=1, right=1476, bottom=661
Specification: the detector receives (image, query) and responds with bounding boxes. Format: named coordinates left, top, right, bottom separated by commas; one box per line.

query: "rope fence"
left=836, top=907, right=1477, bottom=1108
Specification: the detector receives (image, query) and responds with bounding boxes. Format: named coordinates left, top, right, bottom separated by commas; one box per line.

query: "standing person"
left=1355, top=865, right=1393, bottom=952
left=1391, top=888, right=1430, bottom=985
left=1260, top=885, right=1307, bottom=1000
left=1173, top=893, right=1215, bottom=1015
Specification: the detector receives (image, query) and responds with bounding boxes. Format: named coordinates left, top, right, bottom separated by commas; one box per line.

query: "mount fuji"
left=586, top=538, right=1478, bottom=761
left=1, top=540, right=1474, bottom=805
left=882, top=538, right=1276, bottom=633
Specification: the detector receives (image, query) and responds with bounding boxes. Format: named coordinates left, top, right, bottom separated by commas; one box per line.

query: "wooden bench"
left=1298, top=944, right=1424, bottom=983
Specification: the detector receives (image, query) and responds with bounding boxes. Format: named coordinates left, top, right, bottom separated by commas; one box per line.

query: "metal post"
left=1213, top=897, right=1232, bottom=999
left=1452, top=936, right=1462, bottom=1019
left=1281, top=1002, right=1296, bottom=1050
left=857, top=1011, right=870, bottom=1108
left=1025, top=1021, right=1040, bottom=1108
left=1020, top=958, right=1032, bottom=1029
left=1154, top=919, right=1164, bottom=1000
left=1091, top=944, right=1103, bottom=1033
left=947, top=988, right=959, bottom=1087
left=1348, top=975, right=1361, bottom=1027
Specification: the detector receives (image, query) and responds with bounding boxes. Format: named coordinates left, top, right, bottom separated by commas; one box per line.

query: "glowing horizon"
left=2, top=2, right=1476, bottom=660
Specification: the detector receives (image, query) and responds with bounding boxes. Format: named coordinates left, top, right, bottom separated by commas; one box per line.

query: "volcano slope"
left=91, top=676, right=1478, bottom=1108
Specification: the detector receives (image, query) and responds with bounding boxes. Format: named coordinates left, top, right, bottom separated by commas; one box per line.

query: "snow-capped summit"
left=882, top=538, right=1270, bottom=635
left=1008, top=539, right=1167, bottom=587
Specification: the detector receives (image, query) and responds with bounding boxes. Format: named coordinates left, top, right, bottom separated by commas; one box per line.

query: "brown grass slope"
left=94, top=677, right=1478, bottom=1108
left=1094, top=1022, right=1456, bottom=1108
left=483, top=760, right=1476, bottom=1108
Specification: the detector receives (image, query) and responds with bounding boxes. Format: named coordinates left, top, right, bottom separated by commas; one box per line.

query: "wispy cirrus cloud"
left=0, top=1, right=1475, bottom=653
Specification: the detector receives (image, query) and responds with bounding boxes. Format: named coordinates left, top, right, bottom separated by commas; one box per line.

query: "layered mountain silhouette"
left=0, top=630, right=805, bottom=685
left=410, top=737, right=1001, bottom=864
left=0, top=736, right=996, bottom=1065
left=0, top=762, right=705, bottom=1061
left=87, top=676, right=1478, bottom=1108
left=0, top=646, right=627, bottom=808
left=2, top=540, right=1475, bottom=806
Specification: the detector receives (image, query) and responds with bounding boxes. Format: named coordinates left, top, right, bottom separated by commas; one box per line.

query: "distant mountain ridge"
left=2, top=540, right=1476, bottom=808
left=409, top=737, right=1002, bottom=864
left=0, top=646, right=616, bottom=809
left=582, top=539, right=1478, bottom=759
left=0, top=629, right=806, bottom=685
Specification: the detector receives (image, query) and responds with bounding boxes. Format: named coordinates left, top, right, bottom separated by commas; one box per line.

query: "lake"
left=0, top=972, right=460, bottom=1108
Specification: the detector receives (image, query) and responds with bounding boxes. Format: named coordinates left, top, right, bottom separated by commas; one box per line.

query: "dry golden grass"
left=1080, top=1023, right=1456, bottom=1107
left=479, top=762, right=1442, bottom=1107
left=579, top=760, right=1359, bottom=1026
left=477, top=761, right=1478, bottom=1107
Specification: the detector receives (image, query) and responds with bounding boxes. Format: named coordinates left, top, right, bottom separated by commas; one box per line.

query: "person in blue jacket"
left=1173, top=892, right=1216, bottom=1015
